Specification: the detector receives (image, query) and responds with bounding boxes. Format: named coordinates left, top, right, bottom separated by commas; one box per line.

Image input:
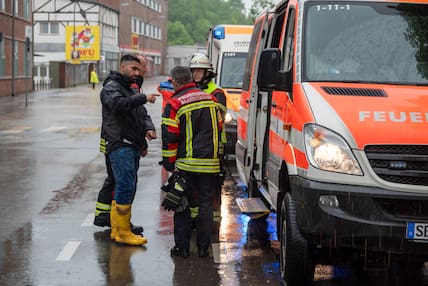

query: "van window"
left=243, top=20, right=263, bottom=91
left=270, top=11, right=286, bottom=48
left=282, top=8, right=296, bottom=72
left=219, top=52, right=248, bottom=88
left=303, top=2, right=428, bottom=85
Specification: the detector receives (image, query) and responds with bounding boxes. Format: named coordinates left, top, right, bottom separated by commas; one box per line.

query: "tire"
left=280, top=193, right=314, bottom=286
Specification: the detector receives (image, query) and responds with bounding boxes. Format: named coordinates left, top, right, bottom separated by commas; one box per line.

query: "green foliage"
left=168, top=0, right=253, bottom=45
left=168, top=21, right=193, bottom=45
left=249, top=0, right=275, bottom=21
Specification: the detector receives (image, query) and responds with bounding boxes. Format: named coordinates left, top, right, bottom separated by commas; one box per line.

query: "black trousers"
left=173, top=172, right=218, bottom=251
left=96, top=155, right=115, bottom=207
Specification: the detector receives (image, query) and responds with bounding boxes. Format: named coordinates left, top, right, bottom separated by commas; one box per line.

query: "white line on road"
left=81, top=213, right=94, bottom=226
left=56, top=241, right=81, bottom=261
left=40, top=126, right=67, bottom=133
left=212, top=242, right=221, bottom=263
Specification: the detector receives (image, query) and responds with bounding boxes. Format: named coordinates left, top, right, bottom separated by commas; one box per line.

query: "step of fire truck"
left=236, top=197, right=270, bottom=219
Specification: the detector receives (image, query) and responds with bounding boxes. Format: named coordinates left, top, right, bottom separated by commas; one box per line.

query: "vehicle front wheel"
left=280, top=192, right=315, bottom=286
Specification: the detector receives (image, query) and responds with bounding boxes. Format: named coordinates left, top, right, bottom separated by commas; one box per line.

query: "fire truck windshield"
left=303, top=2, right=428, bottom=85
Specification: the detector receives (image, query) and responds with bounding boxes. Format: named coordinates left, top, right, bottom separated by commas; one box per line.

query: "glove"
left=161, top=172, right=176, bottom=192
left=175, top=196, right=189, bottom=213
left=161, top=173, right=188, bottom=211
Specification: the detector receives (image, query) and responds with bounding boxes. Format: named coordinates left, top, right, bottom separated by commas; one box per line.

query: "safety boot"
left=113, top=203, right=147, bottom=246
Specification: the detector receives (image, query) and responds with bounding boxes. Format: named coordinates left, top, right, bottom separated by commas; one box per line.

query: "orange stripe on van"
left=224, top=26, right=254, bottom=35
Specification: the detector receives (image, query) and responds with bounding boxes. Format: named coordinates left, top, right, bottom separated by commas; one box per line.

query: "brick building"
left=119, top=0, right=168, bottom=76
left=0, top=0, right=33, bottom=97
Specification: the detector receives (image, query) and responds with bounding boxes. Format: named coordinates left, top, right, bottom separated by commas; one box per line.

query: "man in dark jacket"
left=99, top=54, right=156, bottom=246
left=161, top=66, right=222, bottom=258
left=93, top=54, right=154, bottom=235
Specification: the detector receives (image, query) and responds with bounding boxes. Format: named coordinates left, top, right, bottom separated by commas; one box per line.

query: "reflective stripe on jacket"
left=161, top=83, right=222, bottom=173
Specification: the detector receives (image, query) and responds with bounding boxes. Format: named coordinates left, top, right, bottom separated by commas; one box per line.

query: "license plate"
left=406, top=222, right=428, bottom=240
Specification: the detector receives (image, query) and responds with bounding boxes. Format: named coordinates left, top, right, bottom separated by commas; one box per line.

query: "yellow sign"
left=65, top=25, right=100, bottom=62
left=131, top=34, right=139, bottom=50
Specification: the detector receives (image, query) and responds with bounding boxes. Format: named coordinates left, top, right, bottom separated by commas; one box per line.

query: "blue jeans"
left=109, top=147, right=140, bottom=205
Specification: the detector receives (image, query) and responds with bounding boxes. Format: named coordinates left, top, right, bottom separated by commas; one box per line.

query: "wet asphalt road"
left=0, top=79, right=280, bottom=286
left=0, top=78, right=427, bottom=286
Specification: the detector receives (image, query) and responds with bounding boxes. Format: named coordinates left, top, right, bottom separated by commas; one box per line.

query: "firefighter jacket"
left=203, top=81, right=226, bottom=115
left=161, top=82, right=223, bottom=173
left=100, top=71, right=155, bottom=154
left=202, top=81, right=227, bottom=154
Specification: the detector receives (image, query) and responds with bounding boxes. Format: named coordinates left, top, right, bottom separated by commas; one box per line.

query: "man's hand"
left=140, top=148, right=148, bottom=157
left=146, top=130, right=157, bottom=140
left=146, top=93, right=160, bottom=103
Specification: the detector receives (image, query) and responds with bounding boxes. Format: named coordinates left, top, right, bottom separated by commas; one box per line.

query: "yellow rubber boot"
left=110, top=200, right=117, bottom=240
left=115, top=203, right=148, bottom=246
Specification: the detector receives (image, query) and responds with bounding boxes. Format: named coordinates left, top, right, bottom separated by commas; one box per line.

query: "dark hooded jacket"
left=100, top=71, right=155, bottom=153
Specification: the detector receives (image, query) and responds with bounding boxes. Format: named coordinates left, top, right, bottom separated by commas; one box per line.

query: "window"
left=132, top=18, right=138, bottom=34
left=0, top=39, right=4, bottom=76
left=39, top=22, right=59, bottom=34
left=23, top=0, right=30, bottom=19
left=14, top=41, right=18, bottom=76
left=0, top=0, right=5, bottom=11
left=174, top=58, right=181, bottom=66
left=14, top=0, right=19, bottom=15
left=50, top=23, right=59, bottom=34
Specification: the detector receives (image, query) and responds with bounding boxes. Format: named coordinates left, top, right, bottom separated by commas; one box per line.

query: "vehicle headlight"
left=304, top=124, right=362, bottom=175
left=224, top=110, right=237, bottom=124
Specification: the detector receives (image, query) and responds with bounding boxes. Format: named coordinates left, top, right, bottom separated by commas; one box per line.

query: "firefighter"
left=161, top=66, right=223, bottom=257
left=189, top=52, right=227, bottom=232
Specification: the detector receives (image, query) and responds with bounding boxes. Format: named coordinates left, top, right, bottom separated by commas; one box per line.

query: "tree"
left=168, top=0, right=252, bottom=45
left=168, top=22, right=193, bottom=45
left=249, top=0, right=275, bottom=21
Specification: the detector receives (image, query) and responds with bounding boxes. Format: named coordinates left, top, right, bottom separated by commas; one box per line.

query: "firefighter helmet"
left=189, top=53, right=212, bottom=70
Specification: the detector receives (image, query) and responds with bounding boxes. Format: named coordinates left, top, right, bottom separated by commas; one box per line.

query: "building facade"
left=119, top=0, right=168, bottom=76
left=32, top=0, right=168, bottom=90
left=0, top=0, right=33, bottom=97
left=33, top=0, right=121, bottom=88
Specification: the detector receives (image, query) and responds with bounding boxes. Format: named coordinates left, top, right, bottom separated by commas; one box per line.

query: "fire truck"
left=235, top=0, right=428, bottom=285
left=206, top=24, right=253, bottom=155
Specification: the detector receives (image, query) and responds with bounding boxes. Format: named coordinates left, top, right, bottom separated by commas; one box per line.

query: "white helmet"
left=189, top=53, right=212, bottom=69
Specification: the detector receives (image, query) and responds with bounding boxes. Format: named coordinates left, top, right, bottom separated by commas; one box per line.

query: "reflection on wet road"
left=0, top=82, right=427, bottom=286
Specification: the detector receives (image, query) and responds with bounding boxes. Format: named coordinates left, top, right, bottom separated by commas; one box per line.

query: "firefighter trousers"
left=173, top=172, right=218, bottom=252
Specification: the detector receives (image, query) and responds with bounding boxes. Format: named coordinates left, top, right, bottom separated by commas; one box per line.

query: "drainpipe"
left=11, top=0, right=15, bottom=96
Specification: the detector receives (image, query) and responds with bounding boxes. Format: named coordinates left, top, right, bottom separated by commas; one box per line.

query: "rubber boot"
left=114, top=203, right=148, bottom=246
left=110, top=200, right=117, bottom=240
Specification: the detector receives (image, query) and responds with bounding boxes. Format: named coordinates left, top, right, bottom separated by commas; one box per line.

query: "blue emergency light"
left=213, top=26, right=225, bottom=40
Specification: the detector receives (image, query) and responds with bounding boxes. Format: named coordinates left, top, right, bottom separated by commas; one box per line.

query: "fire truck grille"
left=374, top=198, right=428, bottom=219
left=364, top=145, right=428, bottom=186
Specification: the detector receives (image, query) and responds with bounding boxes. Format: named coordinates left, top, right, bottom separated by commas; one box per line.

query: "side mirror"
left=277, top=69, right=292, bottom=92
left=257, top=48, right=281, bottom=91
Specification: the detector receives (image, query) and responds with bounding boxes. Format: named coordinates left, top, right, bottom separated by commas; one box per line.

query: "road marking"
left=81, top=213, right=94, bottom=226
left=212, top=242, right=222, bottom=263
left=40, top=126, right=67, bottom=133
left=0, top=126, right=32, bottom=134
left=56, top=241, right=81, bottom=261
